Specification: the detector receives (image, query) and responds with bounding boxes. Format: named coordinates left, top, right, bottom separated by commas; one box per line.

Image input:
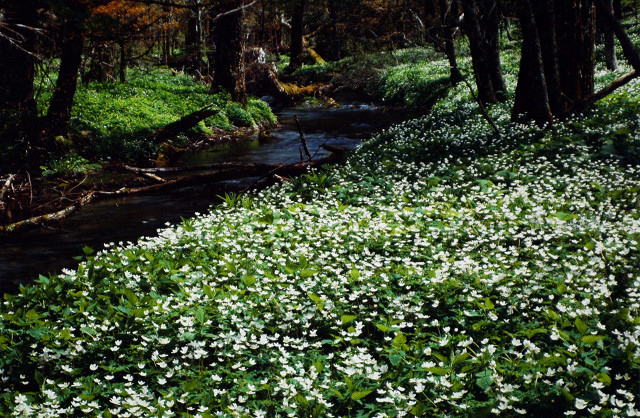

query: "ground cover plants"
left=37, top=67, right=277, bottom=166
left=2, top=40, right=640, bottom=417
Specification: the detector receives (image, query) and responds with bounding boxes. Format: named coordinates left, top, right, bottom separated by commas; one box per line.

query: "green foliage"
left=40, top=152, right=101, bottom=178
left=33, top=67, right=276, bottom=165
left=226, top=102, right=255, bottom=127
left=3, top=36, right=640, bottom=417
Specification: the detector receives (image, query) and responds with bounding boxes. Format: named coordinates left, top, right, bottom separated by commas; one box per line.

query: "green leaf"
left=596, top=372, right=612, bottom=386
left=426, top=367, right=449, bottom=376
left=308, top=293, right=322, bottom=304
left=411, top=402, right=427, bottom=416
left=34, top=370, right=44, bottom=385
left=575, top=318, right=588, bottom=334
left=300, top=269, right=318, bottom=278
left=349, top=268, right=360, bottom=281
left=389, top=352, right=404, bottom=366
left=341, top=315, right=358, bottom=325
left=195, top=307, right=206, bottom=324
left=452, top=352, right=470, bottom=366
left=203, top=284, right=216, bottom=299
left=60, top=328, right=72, bottom=340
left=376, top=323, right=391, bottom=332
left=476, top=370, right=493, bottom=390
left=351, top=390, right=373, bottom=401
left=82, top=245, right=94, bottom=256
left=242, top=275, right=256, bottom=287
left=394, top=333, right=407, bottom=346
left=123, top=288, right=138, bottom=305
left=581, top=335, right=605, bottom=344
left=25, top=309, right=40, bottom=320
left=183, top=380, right=199, bottom=392
left=484, top=298, right=495, bottom=310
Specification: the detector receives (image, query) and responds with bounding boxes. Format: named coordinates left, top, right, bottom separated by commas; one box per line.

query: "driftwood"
left=294, top=115, right=313, bottom=161
left=101, top=156, right=343, bottom=197
left=147, top=105, right=220, bottom=144
left=0, top=192, right=95, bottom=233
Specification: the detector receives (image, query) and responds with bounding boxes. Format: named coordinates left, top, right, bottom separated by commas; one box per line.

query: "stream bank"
left=0, top=96, right=416, bottom=294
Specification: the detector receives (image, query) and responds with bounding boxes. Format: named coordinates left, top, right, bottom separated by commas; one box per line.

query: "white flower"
left=575, top=398, right=588, bottom=410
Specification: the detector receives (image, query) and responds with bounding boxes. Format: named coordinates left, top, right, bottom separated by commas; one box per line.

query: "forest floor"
left=1, top=36, right=640, bottom=415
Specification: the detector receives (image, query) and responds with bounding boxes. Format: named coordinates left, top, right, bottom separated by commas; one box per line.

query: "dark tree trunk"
left=462, top=0, right=499, bottom=104
left=288, top=0, right=306, bottom=70
left=185, top=1, right=203, bottom=71
left=479, top=0, right=507, bottom=100
left=598, top=0, right=619, bottom=70
left=0, top=0, right=38, bottom=116
left=613, top=0, right=622, bottom=19
left=555, top=0, right=596, bottom=104
left=211, top=1, right=247, bottom=104
left=532, top=0, right=568, bottom=117
left=428, top=0, right=463, bottom=84
left=46, top=29, right=85, bottom=137
left=512, top=0, right=553, bottom=125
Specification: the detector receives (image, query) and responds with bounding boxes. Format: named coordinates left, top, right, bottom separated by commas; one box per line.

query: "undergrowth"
left=1, top=27, right=640, bottom=418
left=36, top=67, right=276, bottom=166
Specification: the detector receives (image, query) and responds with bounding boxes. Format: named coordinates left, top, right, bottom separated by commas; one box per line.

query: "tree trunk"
left=0, top=0, right=38, bottom=116
left=555, top=0, right=596, bottom=104
left=185, top=0, right=203, bottom=71
left=532, top=0, right=568, bottom=117
left=478, top=0, right=507, bottom=100
left=462, top=0, right=499, bottom=104
left=288, top=0, right=306, bottom=70
left=599, top=0, right=619, bottom=70
left=211, top=1, right=247, bottom=104
left=512, top=0, right=553, bottom=125
left=46, top=29, right=84, bottom=137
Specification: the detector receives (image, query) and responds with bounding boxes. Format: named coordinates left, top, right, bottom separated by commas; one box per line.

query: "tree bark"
left=532, top=0, right=568, bottom=117
left=211, top=0, right=247, bottom=104
left=46, top=28, right=84, bottom=137
left=555, top=0, right=596, bottom=104
left=598, top=0, right=619, bottom=70
left=288, top=0, right=306, bottom=70
left=512, top=0, right=553, bottom=125
left=462, top=0, right=503, bottom=105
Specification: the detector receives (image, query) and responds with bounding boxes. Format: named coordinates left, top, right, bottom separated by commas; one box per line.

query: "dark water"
left=0, top=98, right=412, bottom=294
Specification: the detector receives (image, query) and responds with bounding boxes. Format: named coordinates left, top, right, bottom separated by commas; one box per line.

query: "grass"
left=36, top=67, right=277, bottom=166
left=1, top=35, right=640, bottom=416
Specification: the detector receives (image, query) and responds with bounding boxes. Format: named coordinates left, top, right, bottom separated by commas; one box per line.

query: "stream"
left=0, top=97, right=413, bottom=294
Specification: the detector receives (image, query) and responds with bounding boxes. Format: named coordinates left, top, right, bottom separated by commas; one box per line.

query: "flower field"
left=2, top=53, right=640, bottom=416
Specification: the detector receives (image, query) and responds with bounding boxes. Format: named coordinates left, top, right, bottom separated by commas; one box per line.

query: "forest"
left=1, top=0, right=640, bottom=416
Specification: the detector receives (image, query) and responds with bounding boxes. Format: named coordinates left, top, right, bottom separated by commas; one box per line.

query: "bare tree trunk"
left=211, top=0, right=247, bottom=104
left=462, top=0, right=498, bottom=104
left=46, top=29, right=84, bottom=137
left=288, top=0, right=306, bottom=71
left=599, top=0, right=619, bottom=70
left=479, top=0, right=507, bottom=100
left=532, top=0, right=568, bottom=117
left=512, top=0, right=553, bottom=125
left=555, top=0, right=596, bottom=104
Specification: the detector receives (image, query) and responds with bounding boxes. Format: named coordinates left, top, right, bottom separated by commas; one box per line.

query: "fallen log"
left=0, top=192, right=95, bottom=233
left=148, top=105, right=220, bottom=144
left=100, top=157, right=341, bottom=197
